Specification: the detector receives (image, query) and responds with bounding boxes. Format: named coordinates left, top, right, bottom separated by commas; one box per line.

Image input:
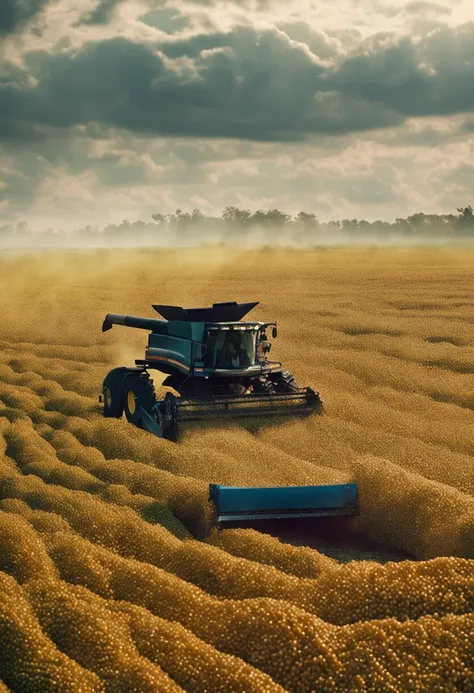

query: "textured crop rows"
left=0, top=247, right=473, bottom=692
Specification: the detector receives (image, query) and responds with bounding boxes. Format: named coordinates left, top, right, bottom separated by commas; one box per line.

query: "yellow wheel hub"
left=127, top=389, right=136, bottom=415
left=105, top=387, right=112, bottom=407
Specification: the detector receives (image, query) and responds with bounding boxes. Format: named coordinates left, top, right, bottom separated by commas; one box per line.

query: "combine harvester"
left=100, top=301, right=358, bottom=527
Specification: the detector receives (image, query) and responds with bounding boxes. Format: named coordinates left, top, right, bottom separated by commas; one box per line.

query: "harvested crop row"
left=0, top=353, right=105, bottom=399
left=17, top=532, right=474, bottom=692
left=0, top=571, right=104, bottom=693
left=0, top=497, right=333, bottom=613
left=256, top=408, right=474, bottom=494
left=208, top=527, right=338, bottom=579
left=2, top=507, right=474, bottom=634
left=2, top=401, right=474, bottom=569
left=328, top=389, right=474, bottom=460
left=3, top=418, right=192, bottom=537
left=352, top=456, right=474, bottom=559
left=301, top=346, right=474, bottom=410
left=26, top=579, right=284, bottom=693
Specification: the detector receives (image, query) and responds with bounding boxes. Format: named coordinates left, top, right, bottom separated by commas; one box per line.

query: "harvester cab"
left=100, top=301, right=359, bottom=527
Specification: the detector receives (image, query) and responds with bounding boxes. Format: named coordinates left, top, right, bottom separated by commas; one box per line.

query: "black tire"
left=123, top=373, right=157, bottom=428
left=102, top=367, right=129, bottom=418
left=161, top=392, right=179, bottom=442
left=274, top=370, right=299, bottom=393
left=252, top=376, right=276, bottom=394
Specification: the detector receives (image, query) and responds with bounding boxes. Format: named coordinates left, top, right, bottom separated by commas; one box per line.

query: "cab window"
left=216, top=330, right=256, bottom=367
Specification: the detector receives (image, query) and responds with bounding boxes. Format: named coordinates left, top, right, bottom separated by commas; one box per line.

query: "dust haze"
left=2, top=215, right=474, bottom=253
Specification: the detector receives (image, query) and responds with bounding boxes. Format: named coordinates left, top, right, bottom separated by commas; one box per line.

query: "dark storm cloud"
left=0, top=29, right=401, bottom=142
left=1, top=23, right=474, bottom=142
left=0, top=0, right=51, bottom=36
left=331, top=25, right=474, bottom=118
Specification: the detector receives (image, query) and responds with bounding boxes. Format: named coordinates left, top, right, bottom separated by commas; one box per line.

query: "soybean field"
left=0, top=247, right=473, bottom=692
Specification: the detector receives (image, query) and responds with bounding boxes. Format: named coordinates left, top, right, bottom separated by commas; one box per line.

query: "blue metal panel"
left=209, top=483, right=359, bottom=522
left=191, top=322, right=206, bottom=341
left=140, top=408, right=164, bottom=438
left=147, top=332, right=192, bottom=370
left=167, top=336, right=192, bottom=364
left=148, top=332, right=169, bottom=350
left=167, top=321, right=193, bottom=339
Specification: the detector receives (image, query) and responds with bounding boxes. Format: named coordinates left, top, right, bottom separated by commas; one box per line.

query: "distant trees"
left=2, top=205, right=474, bottom=249
left=394, top=218, right=412, bottom=234
left=151, top=213, right=166, bottom=225
left=457, top=205, right=473, bottom=218
left=222, top=207, right=291, bottom=227
left=256, top=209, right=292, bottom=226
left=151, top=208, right=205, bottom=232
left=150, top=204, right=474, bottom=243
left=295, top=211, right=319, bottom=229
left=341, top=219, right=359, bottom=234
left=222, top=206, right=252, bottom=226
left=0, top=221, right=29, bottom=241
left=456, top=205, right=474, bottom=234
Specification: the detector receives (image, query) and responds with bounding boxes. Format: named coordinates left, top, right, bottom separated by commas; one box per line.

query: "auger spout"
left=102, top=313, right=168, bottom=333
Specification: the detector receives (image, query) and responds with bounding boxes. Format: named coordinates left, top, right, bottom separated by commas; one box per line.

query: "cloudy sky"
left=1, top=0, right=474, bottom=230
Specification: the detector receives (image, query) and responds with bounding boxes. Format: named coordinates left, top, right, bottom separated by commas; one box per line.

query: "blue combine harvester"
left=100, top=301, right=359, bottom=525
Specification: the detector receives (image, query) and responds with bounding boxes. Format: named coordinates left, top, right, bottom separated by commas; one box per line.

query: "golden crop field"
left=0, top=247, right=473, bottom=692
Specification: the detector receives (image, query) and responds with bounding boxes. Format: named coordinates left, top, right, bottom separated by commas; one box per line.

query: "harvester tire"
left=123, top=373, right=157, bottom=428
left=274, top=370, right=299, bottom=393
left=252, top=376, right=276, bottom=394
left=102, top=367, right=130, bottom=418
left=161, top=392, right=179, bottom=443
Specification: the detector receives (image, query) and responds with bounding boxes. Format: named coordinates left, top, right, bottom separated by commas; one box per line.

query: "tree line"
left=1, top=205, right=474, bottom=247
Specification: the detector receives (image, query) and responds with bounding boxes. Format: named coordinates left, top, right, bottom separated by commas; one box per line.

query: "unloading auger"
left=99, top=301, right=359, bottom=525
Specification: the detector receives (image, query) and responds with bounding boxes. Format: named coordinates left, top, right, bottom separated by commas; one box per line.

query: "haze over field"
left=1, top=206, right=474, bottom=251
left=2, top=0, right=474, bottom=231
